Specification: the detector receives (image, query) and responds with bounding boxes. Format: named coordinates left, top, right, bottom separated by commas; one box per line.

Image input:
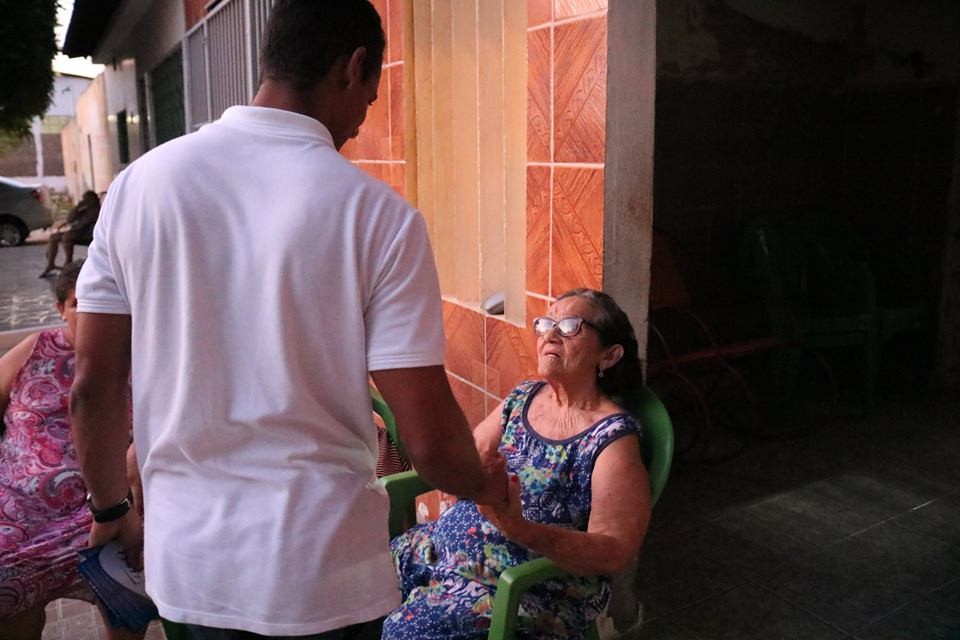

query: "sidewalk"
left=0, top=232, right=85, bottom=336
left=42, top=599, right=165, bottom=640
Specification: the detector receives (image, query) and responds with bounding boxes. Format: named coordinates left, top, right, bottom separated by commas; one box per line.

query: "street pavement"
left=0, top=231, right=86, bottom=333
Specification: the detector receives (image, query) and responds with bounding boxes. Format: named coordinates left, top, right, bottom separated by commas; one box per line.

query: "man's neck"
left=251, top=80, right=333, bottom=128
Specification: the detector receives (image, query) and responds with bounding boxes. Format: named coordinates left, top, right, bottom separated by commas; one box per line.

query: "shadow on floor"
left=628, top=395, right=960, bottom=639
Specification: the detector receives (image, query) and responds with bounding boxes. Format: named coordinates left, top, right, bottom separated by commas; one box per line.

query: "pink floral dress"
left=0, top=329, right=94, bottom=618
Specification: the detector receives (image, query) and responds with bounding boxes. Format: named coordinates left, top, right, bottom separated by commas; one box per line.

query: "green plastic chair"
left=383, top=385, right=675, bottom=640
left=370, top=383, right=406, bottom=461
left=740, top=217, right=879, bottom=412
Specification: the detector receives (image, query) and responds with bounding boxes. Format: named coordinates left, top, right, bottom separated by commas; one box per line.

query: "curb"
left=0, top=325, right=65, bottom=350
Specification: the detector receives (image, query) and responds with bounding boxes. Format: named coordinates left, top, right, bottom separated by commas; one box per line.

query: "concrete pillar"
left=602, top=0, right=657, bottom=368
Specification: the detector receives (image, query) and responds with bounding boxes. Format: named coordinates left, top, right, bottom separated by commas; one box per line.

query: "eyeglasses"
left=532, top=316, right=599, bottom=338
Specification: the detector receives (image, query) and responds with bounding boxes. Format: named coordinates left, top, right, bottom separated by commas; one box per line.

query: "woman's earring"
left=597, top=367, right=605, bottom=378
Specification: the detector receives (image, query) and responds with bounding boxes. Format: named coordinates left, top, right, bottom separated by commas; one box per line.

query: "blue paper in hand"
left=77, top=541, right=158, bottom=632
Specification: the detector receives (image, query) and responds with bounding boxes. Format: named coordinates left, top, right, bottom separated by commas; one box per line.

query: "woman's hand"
left=478, top=436, right=651, bottom=576
left=477, top=474, right=525, bottom=538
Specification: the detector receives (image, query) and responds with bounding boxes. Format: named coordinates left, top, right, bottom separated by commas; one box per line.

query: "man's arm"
left=70, top=312, right=142, bottom=561
left=371, top=366, right=507, bottom=506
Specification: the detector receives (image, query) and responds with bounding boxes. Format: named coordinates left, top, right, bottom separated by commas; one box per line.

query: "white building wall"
left=48, top=75, right=93, bottom=117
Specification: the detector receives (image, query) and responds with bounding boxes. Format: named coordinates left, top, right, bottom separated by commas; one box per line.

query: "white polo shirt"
left=77, top=106, right=445, bottom=635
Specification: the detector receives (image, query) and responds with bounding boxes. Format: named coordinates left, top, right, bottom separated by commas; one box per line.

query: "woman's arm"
left=479, top=434, right=651, bottom=576
left=473, top=399, right=505, bottom=462
left=0, top=333, right=40, bottom=419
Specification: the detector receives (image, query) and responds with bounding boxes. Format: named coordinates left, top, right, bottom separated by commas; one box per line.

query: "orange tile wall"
left=183, top=0, right=207, bottom=30
left=442, top=0, right=609, bottom=426
left=341, top=0, right=407, bottom=198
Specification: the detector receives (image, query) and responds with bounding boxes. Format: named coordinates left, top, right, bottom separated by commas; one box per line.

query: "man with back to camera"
left=69, top=1, right=507, bottom=638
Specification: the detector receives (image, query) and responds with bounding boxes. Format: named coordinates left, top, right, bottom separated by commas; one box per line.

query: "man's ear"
left=344, top=47, right=368, bottom=87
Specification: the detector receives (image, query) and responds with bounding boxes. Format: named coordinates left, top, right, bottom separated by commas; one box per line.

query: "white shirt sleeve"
left=365, top=211, right=445, bottom=371
left=76, top=187, right=130, bottom=315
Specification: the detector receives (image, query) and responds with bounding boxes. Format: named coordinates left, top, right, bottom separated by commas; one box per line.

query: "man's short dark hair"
left=260, top=0, right=386, bottom=91
left=56, top=259, right=84, bottom=303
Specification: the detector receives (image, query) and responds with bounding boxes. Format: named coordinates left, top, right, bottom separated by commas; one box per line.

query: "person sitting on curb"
left=40, top=191, right=100, bottom=278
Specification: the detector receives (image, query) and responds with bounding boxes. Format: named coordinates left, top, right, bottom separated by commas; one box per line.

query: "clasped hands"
left=473, top=444, right=526, bottom=539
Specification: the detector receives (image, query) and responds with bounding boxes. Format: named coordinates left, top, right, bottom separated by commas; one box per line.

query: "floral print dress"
left=383, top=380, right=642, bottom=640
left=0, top=329, right=94, bottom=618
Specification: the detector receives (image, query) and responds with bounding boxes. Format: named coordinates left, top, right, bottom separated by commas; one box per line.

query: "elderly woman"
left=0, top=261, right=143, bottom=640
left=383, top=288, right=652, bottom=640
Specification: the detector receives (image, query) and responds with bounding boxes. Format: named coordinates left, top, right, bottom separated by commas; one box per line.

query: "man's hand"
left=472, top=453, right=509, bottom=507
left=477, top=474, right=524, bottom=536
left=126, top=444, right=144, bottom=517
left=89, top=510, right=144, bottom=570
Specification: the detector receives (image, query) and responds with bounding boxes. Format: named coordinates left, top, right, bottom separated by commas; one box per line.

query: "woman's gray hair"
left=555, top=288, right=645, bottom=411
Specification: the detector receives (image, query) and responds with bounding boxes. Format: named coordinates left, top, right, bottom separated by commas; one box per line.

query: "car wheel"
left=0, top=219, right=28, bottom=247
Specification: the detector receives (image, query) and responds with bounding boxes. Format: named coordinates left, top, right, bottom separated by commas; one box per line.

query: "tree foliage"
left=0, top=1, right=59, bottom=138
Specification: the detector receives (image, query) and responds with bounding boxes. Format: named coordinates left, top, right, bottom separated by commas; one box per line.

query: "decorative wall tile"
left=443, top=301, right=486, bottom=387
left=388, top=0, right=404, bottom=64
left=389, top=65, right=404, bottom=160
left=552, top=167, right=604, bottom=294
left=486, top=316, right=538, bottom=399
left=356, top=162, right=390, bottom=183
left=528, top=0, right=552, bottom=28
left=340, top=137, right=358, bottom=159
left=526, top=166, right=551, bottom=295
left=354, top=99, right=390, bottom=160
left=525, top=294, right=550, bottom=333
left=554, top=0, right=607, bottom=20
left=485, top=393, right=504, bottom=416
left=389, top=163, right=406, bottom=198
left=554, top=17, right=607, bottom=163
left=184, top=0, right=208, bottom=29
left=527, top=29, right=552, bottom=163
left=448, top=374, right=488, bottom=427
left=437, top=6, right=608, bottom=412
left=370, top=0, right=388, bottom=26
left=414, top=489, right=457, bottom=522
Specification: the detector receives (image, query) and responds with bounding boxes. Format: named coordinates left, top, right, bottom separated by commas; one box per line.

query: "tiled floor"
left=0, top=237, right=86, bottom=332
left=627, top=395, right=960, bottom=639
left=40, top=599, right=165, bottom=640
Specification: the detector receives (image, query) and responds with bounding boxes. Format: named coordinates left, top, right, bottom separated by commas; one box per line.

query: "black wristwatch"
left=86, top=492, right=133, bottom=523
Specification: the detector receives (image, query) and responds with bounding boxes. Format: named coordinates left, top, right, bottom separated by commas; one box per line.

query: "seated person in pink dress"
left=0, top=261, right=143, bottom=640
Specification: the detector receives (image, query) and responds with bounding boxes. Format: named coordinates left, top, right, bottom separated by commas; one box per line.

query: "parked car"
left=0, top=176, right=54, bottom=246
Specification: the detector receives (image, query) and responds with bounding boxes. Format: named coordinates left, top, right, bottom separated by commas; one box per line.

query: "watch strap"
left=87, top=492, right=133, bottom=523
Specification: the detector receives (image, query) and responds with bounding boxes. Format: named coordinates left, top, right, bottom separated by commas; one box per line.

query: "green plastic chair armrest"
left=487, top=557, right=567, bottom=640
left=383, top=470, right=433, bottom=538
left=370, top=385, right=408, bottom=461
